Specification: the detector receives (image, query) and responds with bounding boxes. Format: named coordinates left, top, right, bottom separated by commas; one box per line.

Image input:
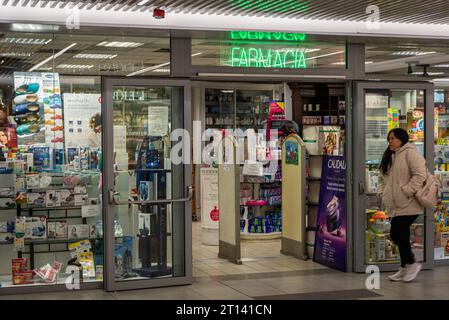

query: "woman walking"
left=378, top=128, right=427, bottom=282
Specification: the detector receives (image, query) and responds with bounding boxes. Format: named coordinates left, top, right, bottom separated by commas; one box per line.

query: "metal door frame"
left=353, top=81, right=435, bottom=273
left=102, top=77, right=192, bottom=291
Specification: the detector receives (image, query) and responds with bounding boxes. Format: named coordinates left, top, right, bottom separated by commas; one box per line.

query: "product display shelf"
left=0, top=274, right=101, bottom=289
left=0, top=206, right=15, bottom=211
left=240, top=231, right=281, bottom=240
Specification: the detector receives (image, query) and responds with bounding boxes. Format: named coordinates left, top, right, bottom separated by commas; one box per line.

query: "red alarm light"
left=153, top=7, right=165, bottom=19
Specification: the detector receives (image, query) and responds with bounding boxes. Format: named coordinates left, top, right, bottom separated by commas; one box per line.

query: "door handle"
left=109, top=185, right=193, bottom=205
left=358, top=181, right=365, bottom=195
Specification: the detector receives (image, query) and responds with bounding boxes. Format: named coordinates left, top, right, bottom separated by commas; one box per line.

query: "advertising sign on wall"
left=63, top=93, right=101, bottom=148
left=313, top=155, right=347, bottom=272
left=200, top=168, right=219, bottom=229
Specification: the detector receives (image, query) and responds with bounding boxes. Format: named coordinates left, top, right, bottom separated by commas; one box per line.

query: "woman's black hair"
left=379, top=128, right=409, bottom=175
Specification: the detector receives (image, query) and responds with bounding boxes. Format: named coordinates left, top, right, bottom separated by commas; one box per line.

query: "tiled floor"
left=1, top=221, right=449, bottom=300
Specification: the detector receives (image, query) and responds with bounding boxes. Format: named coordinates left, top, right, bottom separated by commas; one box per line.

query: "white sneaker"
left=403, top=263, right=422, bottom=282
left=388, top=267, right=406, bottom=281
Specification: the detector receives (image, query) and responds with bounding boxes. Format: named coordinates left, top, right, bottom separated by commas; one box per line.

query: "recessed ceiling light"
left=96, top=41, right=143, bottom=48
left=434, top=64, right=449, bottom=68
left=412, top=72, right=444, bottom=75
left=332, top=61, right=373, bottom=65
left=152, top=68, right=170, bottom=73
left=29, top=43, right=77, bottom=72
left=57, top=64, right=94, bottom=69
left=391, top=51, right=436, bottom=56
left=0, top=52, right=32, bottom=57
left=305, top=51, right=344, bottom=61
left=11, top=24, right=59, bottom=32
left=126, top=52, right=202, bottom=76
left=74, top=53, right=118, bottom=59
left=0, top=38, right=52, bottom=45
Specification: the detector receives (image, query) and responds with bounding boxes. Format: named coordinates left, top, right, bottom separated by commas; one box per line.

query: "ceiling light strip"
left=29, top=42, right=77, bottom=72
left=197, top=73, right=347, bottom=79
left=126, top=52, right=203, bottom=77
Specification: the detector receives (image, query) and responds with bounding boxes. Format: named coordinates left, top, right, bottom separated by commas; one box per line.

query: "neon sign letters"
left=229, top=47, right=307, bottom=69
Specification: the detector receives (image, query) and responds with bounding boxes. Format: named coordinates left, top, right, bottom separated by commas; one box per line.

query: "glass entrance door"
left=102, top=78, right=192, bottom=291
left=354, top=82, right=435, bottom=272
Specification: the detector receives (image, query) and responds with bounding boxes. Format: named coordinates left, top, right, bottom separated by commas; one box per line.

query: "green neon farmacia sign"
left=229, top=47, right=307, bottom=69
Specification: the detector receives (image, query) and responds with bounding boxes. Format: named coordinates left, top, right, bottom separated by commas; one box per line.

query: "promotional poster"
left=63, top=93, right=101, bottom=148
left=200, top=168, right=219, bottom=229
left=313, top=155, right=347, bottom=271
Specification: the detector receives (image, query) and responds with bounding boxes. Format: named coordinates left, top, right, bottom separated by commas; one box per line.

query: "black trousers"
left=390, top=215, right=419, bottom=268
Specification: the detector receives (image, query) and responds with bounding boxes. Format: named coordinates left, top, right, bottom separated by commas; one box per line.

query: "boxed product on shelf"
left=74, top=186, right=87, bottom=194
left=373, top=234, right=386, bottom=261
left=11, top=258, right=28, bottom=273
left=303, top=126, right=320, bottom=155
left=68, top=224, right=90, bottom=240
left=48, top=220, right=67, bottom=238
left=0, top=232, right=13, bottom=241
left=26, top=216, right=47, bottom=239
left=69, top=239, right=92, bottom=258
left=11, top=257, right=33, bottom=285
left=0, top=220, right=14, bottom=233
left=440, top=172, right=449, bottom=192
left=302, top=126, right=341, bottom=156
left=365, top=169, right=379, bottom=193
left=56, top=221, right=68, bottom=238
left=45, top=190, right=61, bottom=207
left=13, top=270, right=34, bottom=285
left=78, top=252, right=96, bottom=278
left=303, top=116, right=321, bottom=125
left=47, top=222, right=56, bottom=238
left=58, top=189, right=74, bottom=206
left=89, top=224, right=96, bottom=239
left=29, top=146, right=50, bottom=172
left=15, top=176, right=25, bottom=191
left=74, top=194, right=88, bottom=206
left=320, top=126, right=341, bottom=155
left=437, top=231, right=449, bottom=247
left=27, top=192, right=46, bottom=206
left=26, top=174, right=40, bottom=189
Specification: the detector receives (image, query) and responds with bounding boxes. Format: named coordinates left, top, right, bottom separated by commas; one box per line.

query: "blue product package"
left=89, top=149, right=99, bottom=170
left=6, top=221, right=15, bottom=233
left=139, top=181, right=149, bottom=201
left=53, top=149, right=64, bottom=166
left=122, top=236, right=133, bottom=274
left=240, top=219, right=246, bottom=232
left=30, top=146, right=50, bottom=172
left=67, top=148, right=78, bottom=163
left=248, top=219, right=254, bottom=233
